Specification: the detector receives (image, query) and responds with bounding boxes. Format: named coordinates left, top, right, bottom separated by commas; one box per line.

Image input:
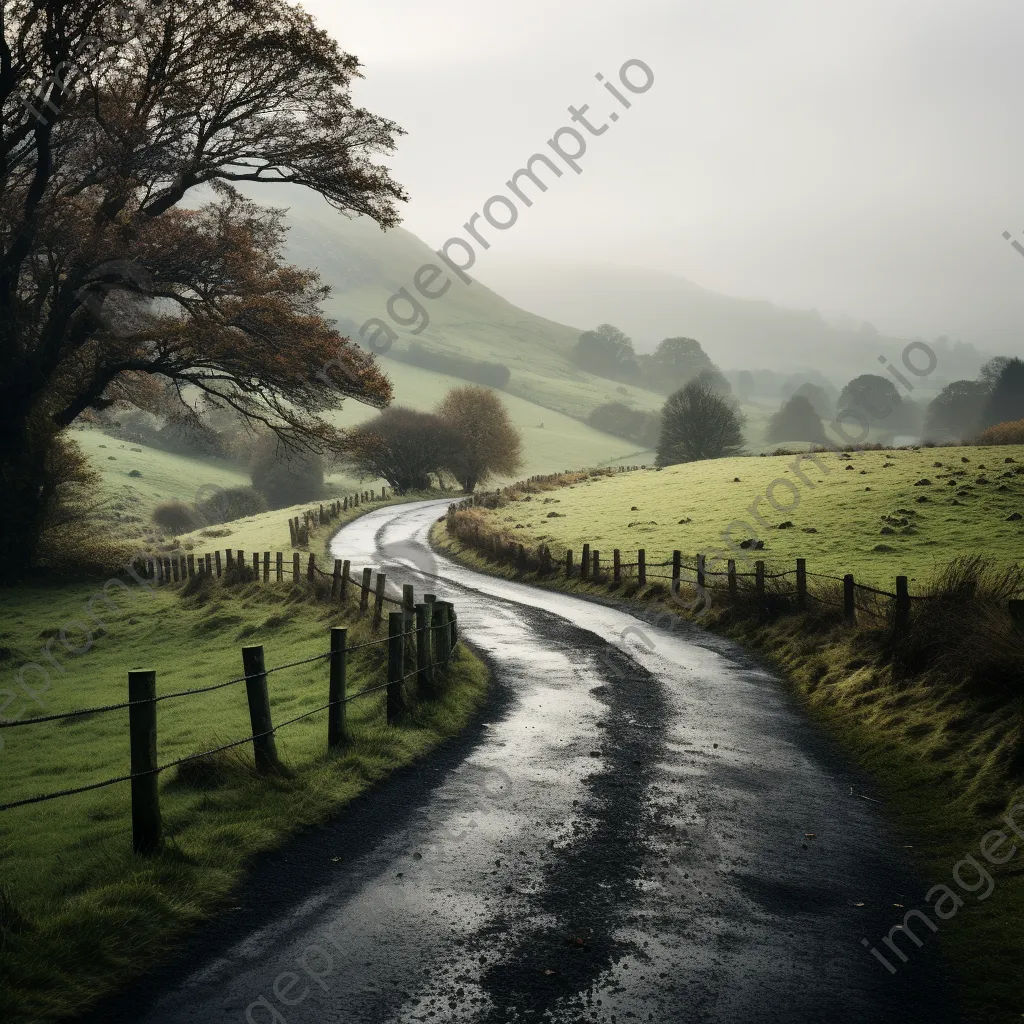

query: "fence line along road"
left=447, top=489, right=1024, bottom=634
left=287, top=489, right=389, bottom=549
left=0, top=554, right=459, bottom=857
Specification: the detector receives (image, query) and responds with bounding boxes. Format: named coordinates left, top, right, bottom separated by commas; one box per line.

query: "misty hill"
left=473, top=261, right=989, bottom=387
left=270, top=191, right=666, bottom=423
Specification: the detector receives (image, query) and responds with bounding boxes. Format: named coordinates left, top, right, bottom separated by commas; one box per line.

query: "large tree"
left=981, top=357, right=1024, bottom=430
left=572, top=324, right=638, bottom=381
left=657, top=376, right=746, bottom=465
left=436, top=386, right=522, bottom=493
left=766, top=394, right=826, bottom=444
left=344, top=407, right=462, bottom=494
left=838, top=374, right=919, bottom=433
left=923, top=380, right=988, bottom=441
left=646, top=336, right=714, bottom=391
left=0, top=0, right=406, bottom=572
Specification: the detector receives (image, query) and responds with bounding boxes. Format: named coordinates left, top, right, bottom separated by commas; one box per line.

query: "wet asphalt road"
left=80, top=499, right=961, bottom=1024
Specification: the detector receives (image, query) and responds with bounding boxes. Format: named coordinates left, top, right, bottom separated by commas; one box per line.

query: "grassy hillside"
left=474, top=446, right=1024, bottom=587
left=0, top=575, right=486, bottom=1023
left=325, top=359, right=650, bottom=470
left=275, top=196, right=672, bottom=422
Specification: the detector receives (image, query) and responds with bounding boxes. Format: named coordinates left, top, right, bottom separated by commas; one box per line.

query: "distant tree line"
left=572, top=325, right=731, bottom=396
left=389, top=343, right=512, bottom=389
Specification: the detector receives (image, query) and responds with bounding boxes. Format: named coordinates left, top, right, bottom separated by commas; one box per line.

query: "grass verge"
left=0, top=572, right=487, bottom=1023
left=432, top=515, right=1024, bottom=1024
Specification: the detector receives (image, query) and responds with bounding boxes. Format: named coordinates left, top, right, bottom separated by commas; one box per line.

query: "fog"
left=302, top=0, right=1024, bottom=356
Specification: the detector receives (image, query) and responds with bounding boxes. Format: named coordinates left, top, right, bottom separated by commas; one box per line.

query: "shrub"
left=250, top=437, right=324, bottom=509
left=975, top=420, right=1024, bottom=446
left=152, top=500, right=200, bottom=535
left=889, top=556, right=1024, bottom=691
left=586, top=403, right=660, bottom=447
left=194, top=485, right=267, bottom=525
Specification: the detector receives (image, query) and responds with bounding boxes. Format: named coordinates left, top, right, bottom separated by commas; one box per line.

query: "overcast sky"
left=301, top=0, right=1024, bottom=352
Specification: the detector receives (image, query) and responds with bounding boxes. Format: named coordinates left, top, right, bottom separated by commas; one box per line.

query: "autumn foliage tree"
left=0, top=0, right=407, bottom=572
left=436, top=386, right=523, bottom=493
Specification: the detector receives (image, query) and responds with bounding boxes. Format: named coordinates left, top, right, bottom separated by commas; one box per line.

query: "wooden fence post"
left=171, top=558, right=180, bottom=583
left=331, top=559, right=342, bottom=599
left=592, top=549, right=601, bottom=581
left=328, top=627, right=347, bottom=748
left=895, top=576, right=910, bottom=636
left=215, top=551, right=222, bottom=578
left=581, top=543, right=590, bottom=580
left=341, top=560, right=351, bottom=601
left=387, top=613, right=405, bottom=724
left=187, top=554, right=195, bottom=578
left=696, top=553, right=706, bottom=592
left=263, top=553, right=270, bottom=583
left=416, top=603, right=433, bottom=695
left=796, top=558, right=807, bottom=609
left=565, top=549, right=574, bottom=578
left=252, top=553, right=260, bottom=577
left=237, top=550, right=244, bottom=571
left=435, top=602, right=452, bottom=666
left=755, top=561, right=766, bottom=602
left=275, top=552, right=283, bottom=582
left=403, top=583, right=415, bottom=617
left=359, top=567, right=372, bottom=615
left=307, top=553, right=316, bottom=583
left=613, top=549, right=621, bottom=583
left=292, top=553, right=300, bottom=582
left=728, top=559, right=737, bottom=598
left=241, top=645, right=278, bottom=773
left=672, top=550, right=681, bottom=594
left=128, top=670, right=161, bottom=855
left=638, top=549, right=646, bottom=587
left=372, top=573, right=387, bottom=631
left=205, top=553, right=212, bottom=576
left=289, top=519, right=297, bottom=547
left=844, top=574, right=857, bottom=626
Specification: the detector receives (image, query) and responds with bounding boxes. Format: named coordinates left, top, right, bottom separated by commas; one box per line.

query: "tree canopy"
left=436, top=386, right=522, bottom=492
left=923, top=380, right=989, bottom=441
left=656, top=376, right=746, bottom=465
left=1, top=0, right=407, bottom=571
left=572, top=324, right=638, bottom=381
left=344, top=407, right=462, bottom=494
left=647, top=337, right=714, bottom=390
left=981, top=357, right=1024, bottom=430
left=766, top=395, right=826, bottom=444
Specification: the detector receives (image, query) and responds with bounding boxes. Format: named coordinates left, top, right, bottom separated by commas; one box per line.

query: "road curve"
left=80, top=498, right=960, bottom=1024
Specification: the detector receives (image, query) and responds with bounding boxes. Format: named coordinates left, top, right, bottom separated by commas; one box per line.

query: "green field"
left=326, top=358, right=654, bottom=471
left=0, top=575, right=486, bottom=1023
left=480, top=445, right=1024, bottom=588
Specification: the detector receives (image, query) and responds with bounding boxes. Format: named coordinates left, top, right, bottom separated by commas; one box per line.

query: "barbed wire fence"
left=0, top=551, right=460, bottom=855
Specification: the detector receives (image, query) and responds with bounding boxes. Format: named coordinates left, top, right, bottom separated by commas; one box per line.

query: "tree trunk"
left=0, top=438, right=49, bottom=577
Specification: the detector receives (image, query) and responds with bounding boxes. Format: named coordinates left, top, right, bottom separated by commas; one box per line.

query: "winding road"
left=81, top=498, right=960, bottom=1024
